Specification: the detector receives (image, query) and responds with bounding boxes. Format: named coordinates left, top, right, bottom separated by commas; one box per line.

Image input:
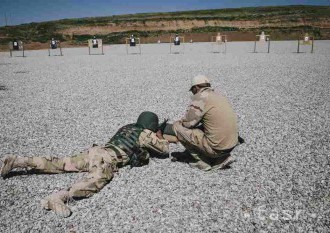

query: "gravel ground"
left=0, top=41, right=329, bottom=232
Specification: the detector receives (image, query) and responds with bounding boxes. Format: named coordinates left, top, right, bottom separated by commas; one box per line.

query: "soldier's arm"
left=139, top=129, right=169, bottom=154
left=181, top=99, right=205, bottom=128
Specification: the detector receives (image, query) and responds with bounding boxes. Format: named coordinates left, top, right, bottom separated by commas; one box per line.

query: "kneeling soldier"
left=1, top=111, right=169, bottom=217
left=170, top=75, right=243, bottom=171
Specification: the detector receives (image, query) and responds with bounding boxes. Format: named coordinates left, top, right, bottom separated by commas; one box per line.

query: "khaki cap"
left=189, top=75, right=210, bottom=91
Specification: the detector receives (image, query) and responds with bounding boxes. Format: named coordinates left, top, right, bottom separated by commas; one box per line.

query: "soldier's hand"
left=156, top=129, right=164, bottom=139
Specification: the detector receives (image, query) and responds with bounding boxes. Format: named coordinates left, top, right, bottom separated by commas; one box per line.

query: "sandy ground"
left=0, top=41, right=329, bottom=232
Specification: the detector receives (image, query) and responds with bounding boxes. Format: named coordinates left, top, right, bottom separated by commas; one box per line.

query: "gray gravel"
left=0, top=41, right=329, bottom=232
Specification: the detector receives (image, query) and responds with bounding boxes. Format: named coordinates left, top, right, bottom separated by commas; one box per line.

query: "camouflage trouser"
left=28, top=146, right=118, bottom=198
left=173, top=121, right=226, bottom=159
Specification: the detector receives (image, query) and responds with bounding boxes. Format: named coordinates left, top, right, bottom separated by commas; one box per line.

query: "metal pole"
left=60, top=43, right=63, bottom=56
left=297, top=39, right=300, bottom=53
left=253, top=40, right=257, bottom=53
left=224, top=41, right=227, bottom=54
left=22, top=45, right=25, bottom=57
left=101, top=44, right=104, bottom=55
left=268, top=38, right=271, bottom=53
left=311, top=38, right=314, bottom=53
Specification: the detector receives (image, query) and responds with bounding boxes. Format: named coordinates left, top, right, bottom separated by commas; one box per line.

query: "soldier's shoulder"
left=139, top=129, right=158, bottom=144
left=192, top=88, right=212, bottom=102
left=140, top=129, right=155, bottom=138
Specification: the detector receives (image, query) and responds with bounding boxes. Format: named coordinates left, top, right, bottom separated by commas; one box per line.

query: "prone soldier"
left=1, top=111, right=169, bottom=217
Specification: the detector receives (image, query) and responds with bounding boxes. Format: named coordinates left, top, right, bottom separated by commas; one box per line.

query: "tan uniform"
left=13, top=128, right=169, bottom=198
left=173, top=87, right=238, bottom=158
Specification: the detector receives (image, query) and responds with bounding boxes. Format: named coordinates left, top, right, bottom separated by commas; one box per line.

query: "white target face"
left=304, top=37, right=309, bottom=42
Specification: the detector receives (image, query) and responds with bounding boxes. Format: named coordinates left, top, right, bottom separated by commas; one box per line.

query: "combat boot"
left=1, top=155, right=30, bottom=177
left=41, top=190, right=72, bottom=218
left=189, top=160, right=212, bottom=171
left=210, top=153, right=235, bottom=171
left=188, top=152, right=212, bottom=171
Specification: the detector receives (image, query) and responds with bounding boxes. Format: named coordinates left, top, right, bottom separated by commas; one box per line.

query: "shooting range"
left=0, top=36, right=329, bottom=233
left=48, top=39, right=63, bottom=56
left=297, top=33, right=314, bottom=53
left=211, top=33, right=227, bottom=53
left=125, top=37, right=141, bottom=55
left=9, top=40, right=25, bottom=57
left=170, top=35, right=185, bottom=54
left=1, top=3, right=330, bottom=232
left=253, top=32, right=271, bottom=53
left=88, top=39, right=104, bottom=55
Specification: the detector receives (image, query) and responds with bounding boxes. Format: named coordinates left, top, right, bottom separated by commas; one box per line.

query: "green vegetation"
left=0, top=5, right=329, bottom=45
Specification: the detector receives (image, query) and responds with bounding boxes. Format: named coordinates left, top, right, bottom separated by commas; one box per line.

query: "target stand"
left=48, top=40, right=63, bottom=56
left=170, top=36, right=185, bottom=54
left=88, top=39, right=104, bottom=55
left=297, top=34, right=314, bottom=53
left=211, top=34, right=227, bottom=53
left=9, top=40, right=25, bottom=57
left=125, top=38, right=141, bottom=55
left=253, top=32, right=271, bottom=53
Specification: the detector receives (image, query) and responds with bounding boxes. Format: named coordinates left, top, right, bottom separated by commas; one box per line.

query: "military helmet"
left=189, top=74, right=210, bottom=91
left=136, top=111, right=159, bottom=132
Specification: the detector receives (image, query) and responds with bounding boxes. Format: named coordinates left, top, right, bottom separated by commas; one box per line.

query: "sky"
left=0, top=0, right=329, bottom=26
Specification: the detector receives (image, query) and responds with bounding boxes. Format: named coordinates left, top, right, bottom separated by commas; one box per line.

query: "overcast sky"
left=0, top=0, right=329, bottom=26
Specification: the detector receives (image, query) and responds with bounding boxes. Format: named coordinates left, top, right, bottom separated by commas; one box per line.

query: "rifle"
left=157, top=119, right=168, bottom=134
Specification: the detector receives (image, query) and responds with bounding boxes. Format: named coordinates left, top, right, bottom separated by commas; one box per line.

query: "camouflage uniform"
left=1, top=123, right=169, bottom=217
left=173, top=87, right=238, bottom=167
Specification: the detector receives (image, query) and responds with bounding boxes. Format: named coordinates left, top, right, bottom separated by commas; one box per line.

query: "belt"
left=214, top=147, right=234, bottom=155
